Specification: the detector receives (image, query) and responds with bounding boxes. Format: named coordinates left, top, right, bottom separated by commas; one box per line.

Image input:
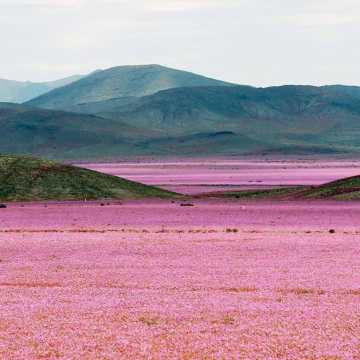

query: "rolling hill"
left=209, top=175, right=360, bottom=200
left=0, top=101, right=266, bottom=159
left=0, top=74, right=87, bottom=104
left=0, top=102, right=168, bottom=158
left=3, top=83, right=360, bottom=159
left=0, top=154, right=179, bottom=201
left=298, top=175, right=360, bottom=200
left=25, top=64, right=236, bottom=113
left=100, top=84, right=360, bottom=154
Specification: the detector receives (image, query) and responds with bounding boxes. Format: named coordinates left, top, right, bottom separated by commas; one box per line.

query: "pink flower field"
left=76, top=156, right=360, bottom=194
left=1, top=197, right=360, bottom=359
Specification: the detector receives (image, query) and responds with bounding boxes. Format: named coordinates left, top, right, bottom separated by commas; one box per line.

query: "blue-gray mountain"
left=0, top=74, right=88, bottom=103
left=25, top=64, right=236, bottom=113
left=2, top=81, right=360, bottom=158
left=1, top=64, right=360, bottom=158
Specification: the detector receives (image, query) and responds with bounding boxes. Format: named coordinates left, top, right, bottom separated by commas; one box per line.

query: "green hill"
left=0, top=154, right=179, bottom=201
left=298, top=175, right=360, bottom=200
left=25, top=64, right=235, bottom=113
left=101, top=84, right=360, bottom=154
left=218, top=176, right=360, bottom=200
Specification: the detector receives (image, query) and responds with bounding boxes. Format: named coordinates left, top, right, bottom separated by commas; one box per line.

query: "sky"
left=1, top=0, right=360, bottom=87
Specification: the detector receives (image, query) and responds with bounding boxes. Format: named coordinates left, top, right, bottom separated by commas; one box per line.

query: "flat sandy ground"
left=1, top=158, right=360, bottom=359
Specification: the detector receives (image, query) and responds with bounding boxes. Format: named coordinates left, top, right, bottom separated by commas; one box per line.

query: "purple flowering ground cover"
left=0, top=198, right=359, bottom=359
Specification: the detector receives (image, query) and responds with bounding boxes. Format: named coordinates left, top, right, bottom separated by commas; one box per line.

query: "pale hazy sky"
left=1, top=0, right=360, bottom=86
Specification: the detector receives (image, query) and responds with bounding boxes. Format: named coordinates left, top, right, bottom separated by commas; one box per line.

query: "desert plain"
left=1, top=157, right=360, bottom=359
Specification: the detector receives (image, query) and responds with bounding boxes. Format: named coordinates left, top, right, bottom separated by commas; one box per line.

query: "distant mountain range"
left=1, top=64, right=360, bottom=158
left=0, top=74, right=87, bottom=103
left=98, top=84, right=360, bottom=156
left=25, top=64, right=235, bottom=113
left=0, top=102, right=161, bottom=158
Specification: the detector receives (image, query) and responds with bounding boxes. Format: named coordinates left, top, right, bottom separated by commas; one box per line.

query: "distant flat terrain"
left=75, top=156, right=360, bottom=195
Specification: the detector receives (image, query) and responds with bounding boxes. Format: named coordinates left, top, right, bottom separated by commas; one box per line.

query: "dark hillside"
left=0, top=154, right=179, bottom=201
left=297, top=175, right=360, bottom=200
left=101, top=85, right=360, bottom=154
left=0, top=102, right=163, bottom=157
left=103, top=85, right=360, bottom=131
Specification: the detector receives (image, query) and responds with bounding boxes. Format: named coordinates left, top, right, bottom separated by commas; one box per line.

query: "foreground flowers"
left=0, top=199, right=359, bottom=359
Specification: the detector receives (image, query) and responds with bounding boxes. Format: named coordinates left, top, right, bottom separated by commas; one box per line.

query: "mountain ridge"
left=2, top=63, right=360, bottom=159
left=0, top=74, right=89, bottom=103
left=3, top=82, right=360, bottom=158
left=25, top=64, right=237, bottom=113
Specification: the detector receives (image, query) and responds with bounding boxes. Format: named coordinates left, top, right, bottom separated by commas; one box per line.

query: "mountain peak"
left=25, top=64, right=236, bottom=113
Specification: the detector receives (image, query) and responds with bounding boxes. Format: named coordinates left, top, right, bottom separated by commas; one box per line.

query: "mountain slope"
left=0, top=101, right=266, bottom=159
left=25, top=64, right=236, bottom=113
left=3, top=83, right=360, bottom=159
left=100, top=84, right=360, bottom=154
left=0, top=154, right=179, bottom=201
left=0, top=74, right=86, bottom=103
left=0, top=102, right=165, bottom=158
left=321, top=85, right=360, bottom=100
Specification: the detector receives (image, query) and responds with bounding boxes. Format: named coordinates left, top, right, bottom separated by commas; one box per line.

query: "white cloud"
left=269, top=12, right=360, bottom=27
left=1, top=0, right=241, bottom=7
left=1, top=0, right=360, bottom=86
left=135, top=0, right=245, bottom=12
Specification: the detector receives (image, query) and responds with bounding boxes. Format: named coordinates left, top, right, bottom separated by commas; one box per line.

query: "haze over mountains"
left=1, top=64, right=360, bottom=159
left=0, top=74, right=87, bottom=104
